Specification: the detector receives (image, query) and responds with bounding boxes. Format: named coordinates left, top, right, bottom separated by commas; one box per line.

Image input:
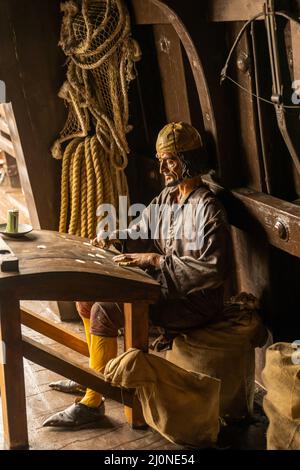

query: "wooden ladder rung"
left=0, top=134, right=15, bottom=157
left=0, top=116, right=10, bottom=134
left=21, top=307, right=89, bottom=357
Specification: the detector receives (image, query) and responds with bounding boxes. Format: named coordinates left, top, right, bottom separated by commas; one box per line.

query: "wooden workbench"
left=0, top=230, right=161, bottom=450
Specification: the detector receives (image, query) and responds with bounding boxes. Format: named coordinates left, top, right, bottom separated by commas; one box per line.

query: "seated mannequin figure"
left=43, top=121, right=233, bottom=428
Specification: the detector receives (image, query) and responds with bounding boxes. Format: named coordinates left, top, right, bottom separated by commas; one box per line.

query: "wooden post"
left=153, top=24, right=191, bottom=124
left=123, top=302, right=149, bottom=429
left=0, top=295, right=28, bottom=449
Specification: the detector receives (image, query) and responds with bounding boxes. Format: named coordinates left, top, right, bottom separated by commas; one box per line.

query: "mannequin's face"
left=156, top=152, right=183, bottom=187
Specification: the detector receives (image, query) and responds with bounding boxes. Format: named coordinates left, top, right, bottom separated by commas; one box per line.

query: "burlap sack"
left=166, top=294, right=267, bottom=419
left=262, top=342, right=300, bottom=419
left=104, top=348, right=220, bottom=448
left=262, top=342, right=300, bottom=450
left=264, top=398, right=300, bottom=450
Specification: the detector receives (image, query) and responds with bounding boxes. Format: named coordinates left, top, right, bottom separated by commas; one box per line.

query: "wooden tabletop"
left=0, top=230, right=161, bottom=303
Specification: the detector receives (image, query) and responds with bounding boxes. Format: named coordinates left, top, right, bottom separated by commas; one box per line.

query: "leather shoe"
left=43, top=400, right=105, bottom=429
left=49, top=379, right=86, bottom=395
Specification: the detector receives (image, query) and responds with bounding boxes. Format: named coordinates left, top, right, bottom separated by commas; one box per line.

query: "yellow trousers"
left=79, top=316, right=117, bottom=408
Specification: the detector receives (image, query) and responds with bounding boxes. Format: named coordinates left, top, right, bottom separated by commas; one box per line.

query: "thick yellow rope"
left=69, top=147, right=74, bottom=205
left=90, top=135, right=105, bottom=211
left=102, top=147, right=115, bottom=207
left=69, top=142, right=84, bottom=235
left=59, top=138, right=81, bottom=233
left=85, top=136, right=96, bottom=238
left=80, top=155, right=88, bottom=238
left=76, top=215, right=81, bottom=237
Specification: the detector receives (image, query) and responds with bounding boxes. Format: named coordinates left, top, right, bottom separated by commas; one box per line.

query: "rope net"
left=53, top=0, right=141, bottom=238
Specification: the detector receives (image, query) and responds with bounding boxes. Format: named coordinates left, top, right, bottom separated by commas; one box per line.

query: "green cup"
left=6, top=209, right=19, bottom=233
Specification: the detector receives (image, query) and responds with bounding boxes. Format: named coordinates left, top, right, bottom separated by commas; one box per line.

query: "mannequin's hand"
left=113, top=253, right=162, bottom=269
left=91, top=237, right=119, bottom=249
left=91, top=229, right=121, bottom=250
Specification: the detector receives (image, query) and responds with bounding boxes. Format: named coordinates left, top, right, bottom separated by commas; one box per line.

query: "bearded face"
left=156, top=153, right=184, bottom=187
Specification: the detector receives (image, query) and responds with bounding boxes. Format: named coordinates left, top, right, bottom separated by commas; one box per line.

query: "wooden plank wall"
left=0, top=0, right=66, bottom=230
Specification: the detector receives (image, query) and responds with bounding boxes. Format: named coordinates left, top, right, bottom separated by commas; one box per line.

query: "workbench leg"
left=0, top=296, right=28, bottom=449
left=123, top=302, right=149, bottom=429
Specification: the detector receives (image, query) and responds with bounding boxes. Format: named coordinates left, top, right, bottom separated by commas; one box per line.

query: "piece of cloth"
left=262, top=342, right=300, bottom=449
left=156, top=122, right=202, bottom=154
left=263, top=398, right=300, bottom=450
left=262, top=342, right=300, bottom=420
left=104, top=348, right=221, bottom=448
left=76, top=301, right=95, bottom=320
left=88, top=290, right=224, bottom=337
left=89, top=302, right=123, bottom=337
left=166, top=294, right=267, bottom=419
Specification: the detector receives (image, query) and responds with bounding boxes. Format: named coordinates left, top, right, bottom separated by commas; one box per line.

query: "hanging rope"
left=84, top=136, right=96, bottom=238
left=55, top=0, right=141, bottom=238
left=80, top=154, right=88, bottom=238
left=59, top=138, right=81, bottom=233
left=69, top=141, right=84, bottom=235
left=90, top=135, right=105, bottom=213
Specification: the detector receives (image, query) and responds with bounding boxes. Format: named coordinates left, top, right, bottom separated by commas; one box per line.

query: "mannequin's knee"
left=76, top=301, right=94, bottom=318
left=90, top=302, right=124, bottom=337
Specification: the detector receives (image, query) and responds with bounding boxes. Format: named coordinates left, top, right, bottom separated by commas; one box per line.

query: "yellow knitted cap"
left=156, top=122, right=203, bottom=155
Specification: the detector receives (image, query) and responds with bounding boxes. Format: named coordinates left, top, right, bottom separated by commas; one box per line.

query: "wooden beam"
left=131, top=0, right=264, bottom=24
left=291, top=21, right=300, bottom=81
left=131, top=0, right=169, bottom=25
left=124, top=303, right=149, bottom=428
left=1, top=104, right=40, bottom=228
left=205, top=178, right=300, bottom=258
left=2, top=152, right=20, bottom=188
left=0, top=116, right=9, bottom=134
left=231, top=189, right=300, bottom=258
left=153, top=24, right=191, bottom=123
left=20, top=307, right=89, bottom=357
left=0, top=296, right=28, bottom=449
left=205, top=0, right=264, bottom=22
left=22, top=335, right=134, bottom=407
left=229, top=23, right=263, bottom=191
left=124, top=303, right=149, bottom=353
left=290, top=20, right=300, bottom=196
left=0, top=134, right=15, bottom=158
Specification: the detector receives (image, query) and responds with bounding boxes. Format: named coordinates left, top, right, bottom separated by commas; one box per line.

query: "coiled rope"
left=59, top=134, right=125, bottom=238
